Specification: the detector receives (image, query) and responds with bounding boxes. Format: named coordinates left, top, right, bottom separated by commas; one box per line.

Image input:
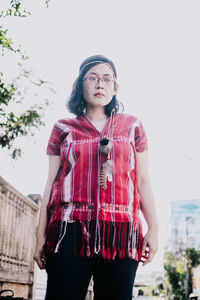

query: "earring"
left=79, top=101, right=86, bottom=115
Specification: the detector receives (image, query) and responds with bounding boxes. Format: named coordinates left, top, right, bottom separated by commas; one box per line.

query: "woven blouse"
left=43, top=113, right=148, bottom=261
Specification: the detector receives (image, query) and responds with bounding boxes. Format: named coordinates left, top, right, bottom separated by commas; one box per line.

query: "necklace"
left=99, top=110, right=115, bottom=189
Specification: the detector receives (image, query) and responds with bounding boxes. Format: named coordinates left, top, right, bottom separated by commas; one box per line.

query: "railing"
left=0, top=176, right=39, bottom=300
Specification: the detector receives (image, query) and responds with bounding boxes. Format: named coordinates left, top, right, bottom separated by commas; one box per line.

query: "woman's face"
left=82, top=63, right=118, bottom=110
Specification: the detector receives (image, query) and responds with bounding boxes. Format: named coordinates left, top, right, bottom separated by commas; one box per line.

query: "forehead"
left=85, top=63, right=114, bottom=77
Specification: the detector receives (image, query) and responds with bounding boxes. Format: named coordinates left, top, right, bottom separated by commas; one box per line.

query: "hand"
left=141, top=229, right=158, bottom=266
left=34, top=237, right=46, bottom=269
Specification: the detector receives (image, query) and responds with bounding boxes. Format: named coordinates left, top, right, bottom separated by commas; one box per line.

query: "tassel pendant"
left=100, top=159, right=113, bottom=189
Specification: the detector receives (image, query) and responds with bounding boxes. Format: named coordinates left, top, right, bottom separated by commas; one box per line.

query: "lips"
left=94, top=92, right=105, bottom=97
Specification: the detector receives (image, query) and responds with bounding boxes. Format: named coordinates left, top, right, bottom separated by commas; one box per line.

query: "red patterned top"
left=44, top=113, right=148, bottom=261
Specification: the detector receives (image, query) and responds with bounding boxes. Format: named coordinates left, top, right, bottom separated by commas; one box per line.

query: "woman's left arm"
left=136, top=150, right=158, bottom=266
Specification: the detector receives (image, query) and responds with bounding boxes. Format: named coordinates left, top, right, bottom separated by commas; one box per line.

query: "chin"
left=92, top=100, right=109, bottom=107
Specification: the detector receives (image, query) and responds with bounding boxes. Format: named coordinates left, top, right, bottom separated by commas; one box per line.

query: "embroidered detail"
left=62, top=202, right=131, bottom=213
left=101, top=203, right=129, bottom=213
left=63, top=203, right=95, bottom=211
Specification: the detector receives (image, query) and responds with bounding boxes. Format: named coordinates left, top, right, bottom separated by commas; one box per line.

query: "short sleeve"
left=46, top=120, right=69, bottom=155
left=135, top=120, right=148, bottom=152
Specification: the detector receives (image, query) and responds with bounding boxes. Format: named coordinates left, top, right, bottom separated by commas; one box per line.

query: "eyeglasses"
left=83, top=75, right=115, bottom=85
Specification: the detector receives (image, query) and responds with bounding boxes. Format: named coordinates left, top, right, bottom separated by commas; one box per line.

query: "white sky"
left=1, top=0, right=200, bottom=274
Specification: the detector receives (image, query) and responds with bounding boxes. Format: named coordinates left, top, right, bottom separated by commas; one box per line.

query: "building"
left=169, top=199, right=200, bottom=255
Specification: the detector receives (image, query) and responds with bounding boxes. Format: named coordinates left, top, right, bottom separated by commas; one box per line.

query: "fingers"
left=141, top=230, right=158, bottom=266
left=34, top=239, right=46, bottom=269
left=34, top=253, right=46, bottom=269
left=141, top=246, right=157, bottom=266
left=142, top=237, right=148, bottom=256
left=142, top=252, right=153, bottom=266
left=140, top=247, right=149, bottom=265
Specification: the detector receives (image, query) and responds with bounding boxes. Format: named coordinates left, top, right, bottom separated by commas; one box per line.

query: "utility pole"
left=185, top=216, right=194, bottom=299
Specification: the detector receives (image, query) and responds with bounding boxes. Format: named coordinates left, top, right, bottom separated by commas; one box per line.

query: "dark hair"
left=66, top=55, right=123, bottom=117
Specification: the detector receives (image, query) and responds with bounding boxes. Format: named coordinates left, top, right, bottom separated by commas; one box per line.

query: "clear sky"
left=1, top=0, right=200, bottom=274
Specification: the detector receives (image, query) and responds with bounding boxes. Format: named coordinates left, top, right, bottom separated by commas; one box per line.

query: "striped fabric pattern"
left=44, top=113, right=148, bottom=261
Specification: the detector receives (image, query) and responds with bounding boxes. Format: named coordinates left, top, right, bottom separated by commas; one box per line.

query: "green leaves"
left=0, top=74, right=15, bottom=106
left=185, top=248, right=200, bottom=268
left=0, top=108, right=44, bottom=146
left=0, top=26, right=19, bottom=55
left=0, top=0, right=31, bottom=18
left=0, top=68, right=53, bottom=158
left=0, top=0, right=54, bottom=159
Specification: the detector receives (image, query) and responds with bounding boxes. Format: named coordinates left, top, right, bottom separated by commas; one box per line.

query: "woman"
left=34, top=55, right=158, bottom=300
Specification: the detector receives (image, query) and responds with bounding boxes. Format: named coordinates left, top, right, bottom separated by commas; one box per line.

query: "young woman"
left=34, top=55, right=158, bottom=300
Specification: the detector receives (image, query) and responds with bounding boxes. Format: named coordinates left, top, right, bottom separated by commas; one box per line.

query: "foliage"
left=185, top=248, right=200, bottom=268
left=0, top=0, right=49, bottom=19
left=0, top=0, right=54, bottom=159
left=0, top=0, right=30, bottom=18
left=164, top=247, right=200, bottom=300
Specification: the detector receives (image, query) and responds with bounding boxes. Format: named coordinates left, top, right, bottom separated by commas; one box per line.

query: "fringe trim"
left=43, top=220, right=143, bottom=261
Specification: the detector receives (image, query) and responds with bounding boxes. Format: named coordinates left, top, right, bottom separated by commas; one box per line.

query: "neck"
left=85, top=106, right=108, bottom=121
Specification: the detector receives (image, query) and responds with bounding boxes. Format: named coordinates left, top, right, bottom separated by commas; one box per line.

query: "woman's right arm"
left=34, top=155, right=61, bottom=269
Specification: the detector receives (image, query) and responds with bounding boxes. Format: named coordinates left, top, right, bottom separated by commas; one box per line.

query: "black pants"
left=45, top=222, right=139, bottom=300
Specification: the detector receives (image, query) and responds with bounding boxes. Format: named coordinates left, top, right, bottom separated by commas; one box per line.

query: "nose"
left=96, top=77, right=104, bottom=88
